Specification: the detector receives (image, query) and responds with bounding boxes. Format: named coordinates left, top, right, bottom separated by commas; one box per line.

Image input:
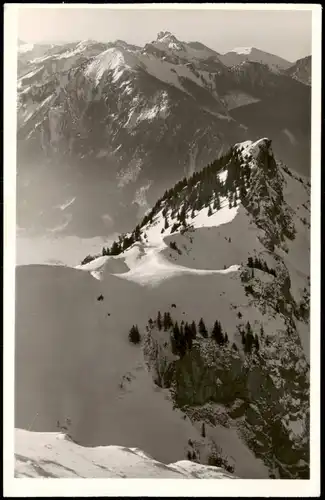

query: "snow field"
left=15, top=428, right=236, bottom=478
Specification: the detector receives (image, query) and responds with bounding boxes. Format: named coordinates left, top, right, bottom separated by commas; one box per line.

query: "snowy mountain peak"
left=157, top=31, right=176, bottom=42
left=155, top=31, right=183, bottom=50
left=230, top=47, right=254, bottom=55
left=235, top=138, right=272, bottom=158
left=219, top=47, right=292, bottom=72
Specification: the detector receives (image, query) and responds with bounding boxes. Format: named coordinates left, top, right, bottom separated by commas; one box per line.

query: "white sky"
left=17, top=5, right=312, bottom=62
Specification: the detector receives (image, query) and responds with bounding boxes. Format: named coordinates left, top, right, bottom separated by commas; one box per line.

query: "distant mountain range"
left=16, top=32, right=311, bottom=237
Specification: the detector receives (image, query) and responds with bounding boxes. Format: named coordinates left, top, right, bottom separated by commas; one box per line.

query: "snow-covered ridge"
left=84, top=48, right=136, bottom=86
left=75, top=135, right=277, bottom=286
left=235, top=137, right=272, bottom=159
left=230, top=47, right=253, bottom=55
left=76, top=192, right=241, bottom=285
left=15, top=429, right=237, bottom=479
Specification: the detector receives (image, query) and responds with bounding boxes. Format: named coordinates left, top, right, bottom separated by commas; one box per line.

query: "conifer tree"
left=178, top=325, right=187, bottom=357
left=244, top=323, right=254, bottom=353
left=129, top=325, right=141, bottom=344
left=110, top=240, right=120, bottom=256
left=212, top=320, right=224, bottom=345
left=172, top=321, right=183, bottom=355
left=198, top=318, right=208, bottom=338
left=163, top=312, right=169, bottom=331
left=157, top=311, right=162, bottom=331
left=184, top=322, right=193, bottom=350
left=224, top=332, right=229, bottom=344
left=166, top=312, right=173, bottom=329
left=247, top=257, right=254, bottom=268
left=201, top=423, right=206, bottom=438
left=208, top=205, right=213, bottom=217
left=180, top=322, right=184, bottom=337
left=190, top=320, right=197, bottom=339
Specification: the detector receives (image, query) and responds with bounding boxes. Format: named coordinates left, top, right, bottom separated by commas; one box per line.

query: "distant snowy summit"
left=219, top=46, right=292, bottom=72
left=230, top=47, right=255, bottom=56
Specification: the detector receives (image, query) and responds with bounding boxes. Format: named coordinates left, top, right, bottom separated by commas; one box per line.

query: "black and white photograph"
left=3, top=3, right=321, bottom=496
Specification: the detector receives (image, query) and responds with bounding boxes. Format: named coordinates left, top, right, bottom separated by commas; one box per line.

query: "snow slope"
left=15, top=265, right=269, bottom=478
left=75, top=194, right=241, bottom=286
left=15, top=429, right=236, bottom=478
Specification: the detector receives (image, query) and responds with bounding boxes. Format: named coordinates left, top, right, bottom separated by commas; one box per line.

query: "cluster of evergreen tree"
left=102, top=225, right=142, bottom=256
left=239, top=321, right=260, bottom=354
left=98, top=146, right=253, bottom=259
left=128, top=324, right=141, bottom=344
left=147, top=312, right=230, bottom=358
left=187, top=449, right=198, bottom=462
left=207, top=451, right=235, bottom=474
left=170, top=321, right=197, bottom=357
left=211, top=320, right=229, bottom=345
left=247, top=256, right=277, bottom=277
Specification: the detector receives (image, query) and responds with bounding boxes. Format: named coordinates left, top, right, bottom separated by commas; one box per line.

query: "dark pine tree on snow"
left=184, top=322, right=193, bottom=350
left=190, top=320, right=197, bottom=339
left=211, top=320, right=225, bottom=345
left=129, top=325, right=141, bottom=344
left=198, top=318, right=208, bottom=338
left=157, top=311, right=162, bottom=331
